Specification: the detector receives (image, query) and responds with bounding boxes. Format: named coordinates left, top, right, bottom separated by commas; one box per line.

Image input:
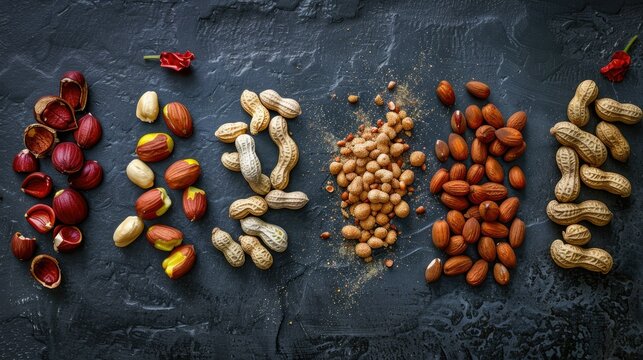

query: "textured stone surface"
left=0, top=0, right=641, bottom=358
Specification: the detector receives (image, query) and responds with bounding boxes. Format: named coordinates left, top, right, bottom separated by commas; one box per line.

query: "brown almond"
left=496, top=242, right=516, bottom=268
left=495, top=127, right=523, bottom=147
left=446, top=210, right=466, bottom=234
left=481, top=182, right=508, bottom=201
left=464, top=205, right=482, bottom=221
left=450, top=110, right=467, bottom=134
left=434, top=140, right=450, bottom=162
left=475, top=125, right=496, bottom=143
left=493, top=263, right=510, bottom=285
left=498, top=197, right=520, bottom=223
left=429, top=168, right=450, bottom=194
left=509, top=218, right=525, bottom=248
left=508, top=166, right=526, bottom=190
left=425, top=258, right=442, bottom=283
left=431, top=220, right=450, bottom=249
left=468, top=185, right=487, bottom=204
left=479, top=200, right=499, bottom=222
left=449, top=162, right=467, bottom=181
left=443, top=255, right=473, bottom=275
left=462, top=217, right=481, bottom=244
left=465, top=105, right=484, bottom=129
left=503, top=141, right=527, bottom=162
left=488, top=139, right=509, bottom=157
left=466, top=259, right=488, bottom=286
left=448, top=133, right=468, bottom=161
left=506, top=111, right=527, bottom=132
left=442, top=180, right=471, bottom=196
left=485, top=156, right=504, bottom=183
left=470, top=138, right=488, bottom=165
left=481, top=103, right=504, bottom=128
left=436, top=80, right=455, bottom=106
left=445, top=235, right=467, bottom=255
left=466, top=164, right=485, bottom=185
left=477, top=236, right=496, bottom=262
left=465, top=81, right=491, bottom=100
left=440, top=193, right=469, bottom=211
left=481, top=222, right=509, bottom=238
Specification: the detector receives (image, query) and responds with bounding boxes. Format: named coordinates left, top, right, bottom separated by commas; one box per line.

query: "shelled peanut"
left=426, top=79, right=528, bottom=287
left=330, top=89, right=421, bottom=261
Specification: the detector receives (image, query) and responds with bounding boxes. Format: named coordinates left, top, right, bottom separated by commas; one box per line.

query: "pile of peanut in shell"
left=547, top=79, right=639, bottom=274
left=330, top=81, right=426, bottom=263
left=213, top=89, right=307, bottom=270
left=426, top=80, right=528, bottom=287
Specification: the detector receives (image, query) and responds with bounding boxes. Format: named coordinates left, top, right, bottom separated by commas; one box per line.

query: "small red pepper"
left=144, top=51, right=195, bottom=71
left=600, top=35, right=638, bottom=82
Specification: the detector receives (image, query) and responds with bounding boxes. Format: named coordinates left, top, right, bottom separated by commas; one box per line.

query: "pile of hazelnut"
left=11, top=71, right=103, bottom=289
left=110, top=91, right=205, bottom=280
left=330, top=81, right=426, bottom=263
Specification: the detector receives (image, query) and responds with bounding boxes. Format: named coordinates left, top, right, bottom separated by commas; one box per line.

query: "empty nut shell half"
left=30, top=254, right=62, bottom=289
left=25, top=204, right=56, bottom=234
left=33, top=96, right=77, bottom=131
left=24, top=124, right=58, bottom=158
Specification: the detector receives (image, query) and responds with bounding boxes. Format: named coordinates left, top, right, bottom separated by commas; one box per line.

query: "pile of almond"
left=330, top=82, right=425, bottom=262
left=426, top=80, right=527, bottom=286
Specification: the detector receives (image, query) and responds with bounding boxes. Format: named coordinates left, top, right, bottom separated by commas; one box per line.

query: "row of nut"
left=547, top=80, right=640, bottom=274
left=11, top=71, right=102, bottom=289
left=426, top=80, right=527, bottom=286
left=333, top=82, right=424, bottom=262
left=111, top=91, right=206, bottom=279
left=211, top=90, right=306, bottom=270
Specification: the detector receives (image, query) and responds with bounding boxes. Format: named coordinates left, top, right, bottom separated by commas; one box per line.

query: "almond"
left=471, top=138, right=488, bottom=164
left=503, top=141, right=527, bottom=162
left=450, top=110, right=466, bottom=134
left=496, top=242, right=516, bottom=268
left=466, top=259, right=488, bottom=286
left=509, top=218, right=525, bottom=248
left=481, top=182, right=508, bottom=201
left=464, top=205, right=481, bottom=221
left=465, top=104, right=484, bottom=129
left=479, top=200, right=499, bottom=222
left=446, top=210, right=466, bottom=234
left=498, top=197, right=520, bottom=223
left=425, top=258, right=442, bottom=283
left=493, top=263, right=510, bottom=285
left=465, top=81, right=491, bottom=100
left=477, top=236, right=496, bottom=262
left=434, top=140, right=450, bottom=162
left=481, top=222, right=509, bottom=238
left=481, top=103, right=504, bottom=128
left=449, top=162, right=467, bottom=181
left=485, top=156, right=504, bottom=183
left=506, top=111, right=527, bottom=131
left=440, top=193, right=469, bottom=211
left=430, top=168, right=450, bottom=194
left=468, top=185, right=487, bottom=204
left=436, top=80, right=455, bottom=106
left=462, top=217, right=481, bottom=244
left=488, top=139, right=508, bottom=157
left=466, top=164, right=485, bottom=185
left=442, top=180, right=471, bottom=196
left=443, top=255, right=473, bottom=275
left=495, top=127, right=523, bottom=147
left=508, top=166, right=526, bottom=190
left=445, top=235, right=467, bottom=255
left=431, top=220, right=450, bottom=249
left=448, top=133, right=468, bottom=161
left=475, top=125, right=496, bottom=143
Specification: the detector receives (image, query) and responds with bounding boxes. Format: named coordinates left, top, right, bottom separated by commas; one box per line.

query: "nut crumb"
left=384, top=259, right=394, bottom=268
left=348, top=95, right=359, bottom=104
left=415, top=206, right=426, bottom=215
left=374, top=95, right=384, bottom=106
left=320, top=232, right=331, bottom=239
left=387, top=81, right=396, bottom=91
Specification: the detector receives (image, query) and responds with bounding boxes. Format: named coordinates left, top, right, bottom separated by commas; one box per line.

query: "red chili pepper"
left=600, top=35, right=637, bottom=82
left=144, top=51, right=195, bottom=71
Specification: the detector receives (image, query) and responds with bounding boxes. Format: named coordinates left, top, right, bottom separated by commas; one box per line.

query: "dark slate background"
left=0, top=0, right=641, bottom=358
